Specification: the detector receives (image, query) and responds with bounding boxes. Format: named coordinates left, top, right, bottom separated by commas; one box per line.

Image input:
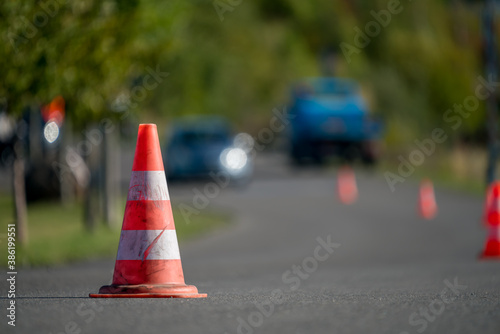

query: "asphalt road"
left=1, top=153, right=499, bottom=334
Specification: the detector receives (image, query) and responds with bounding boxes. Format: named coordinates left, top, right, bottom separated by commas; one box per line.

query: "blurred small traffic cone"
left=484, top=182, right=500, bottom=226
left=337, top=166, right=358, bottom=204
left=90, top=124, right=206, bottom=298
left=480, top=182, right=500, bottom=259
left=418, top=179, right=437, bottom=220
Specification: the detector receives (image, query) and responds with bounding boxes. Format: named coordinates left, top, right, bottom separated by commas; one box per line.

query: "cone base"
left=89, top=284, right=207, bottom=298
left=89, top=293, right=207, bottom=298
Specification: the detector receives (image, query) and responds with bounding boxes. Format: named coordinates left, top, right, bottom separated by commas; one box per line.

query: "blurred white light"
left=233, top=133, right=254, bottom=153
left=43, top=121, right=59, bottom=143
left=221, top=148, right=247, bottom=171
left=0, top=113, right=15, bottom=141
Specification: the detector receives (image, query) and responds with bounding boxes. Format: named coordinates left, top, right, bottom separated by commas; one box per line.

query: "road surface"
left=1, top=153, right=499, bottom=334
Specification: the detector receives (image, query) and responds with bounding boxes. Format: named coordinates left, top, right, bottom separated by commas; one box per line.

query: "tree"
left=0, top=0, right=184, bottom=235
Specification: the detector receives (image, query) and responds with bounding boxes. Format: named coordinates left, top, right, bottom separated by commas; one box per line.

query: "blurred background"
left=0, top=0, right=498, bottom=266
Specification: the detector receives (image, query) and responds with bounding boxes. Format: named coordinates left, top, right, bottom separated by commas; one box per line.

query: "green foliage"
left=148, top=0, right=489, bottom=146
left=0, top=0, right=182, bottom=128
left=329, top=0, right=487, bottom=147
left=0, top=0, right=492, bottom=144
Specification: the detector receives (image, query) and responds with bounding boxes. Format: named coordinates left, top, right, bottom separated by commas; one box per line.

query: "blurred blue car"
left=163, top=117, right=253, bottom=183
left=289, top=77, right=383, bottom=165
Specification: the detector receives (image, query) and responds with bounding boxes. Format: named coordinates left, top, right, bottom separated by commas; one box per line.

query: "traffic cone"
left=484, top=181, right=500, bottom=226
left=481, top=183, right=494, bottom=226
left=418, top=179, right=437, bottom=220
left=480, top=182, right=500, bottom=259
left=90, top=124, right=207, bottom=298
left=337, top=166, right=358, bottom=204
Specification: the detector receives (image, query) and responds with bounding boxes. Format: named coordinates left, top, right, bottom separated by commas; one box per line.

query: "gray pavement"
left=1, top=153, right=499, bottom=334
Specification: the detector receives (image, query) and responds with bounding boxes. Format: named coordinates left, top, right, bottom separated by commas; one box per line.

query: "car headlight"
left=43, top=120, right=60, bottom=143
left=220, top=147, right=248, bottom=172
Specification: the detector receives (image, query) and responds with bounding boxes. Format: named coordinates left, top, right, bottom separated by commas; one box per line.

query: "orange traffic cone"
left=480, top=182, right=500, bottom=259
left=90, top=124, right=207, bottom=298
left=418, top=179, right=437, bottom=220
left=337, top=166, right=358, bottom=204
left=484, top=181, right=500, bottom=226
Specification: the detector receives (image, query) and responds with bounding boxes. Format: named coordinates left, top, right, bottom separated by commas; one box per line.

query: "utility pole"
left=484, top=0, right=499, bottom=185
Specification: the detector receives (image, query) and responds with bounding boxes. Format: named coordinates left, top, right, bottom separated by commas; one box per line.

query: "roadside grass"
left=377, top=146, right=491, bottom=196
left=0, top=195, right=229, bottom=267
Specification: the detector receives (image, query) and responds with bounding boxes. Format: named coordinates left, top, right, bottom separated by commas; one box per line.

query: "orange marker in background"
left=418, top=179, right=437, bottom=220
left=480, top=182, right=500, bottom=259
left=337, top=166, right=358, bottom=205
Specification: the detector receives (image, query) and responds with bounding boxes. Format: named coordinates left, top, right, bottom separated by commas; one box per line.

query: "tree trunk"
left=83, top=126, right=99, bottom=232
left=102, top=125, right=119, bottom=227
left=83, top=164, right=98, bottom=232
left=13, top=141, right=28, bottom=246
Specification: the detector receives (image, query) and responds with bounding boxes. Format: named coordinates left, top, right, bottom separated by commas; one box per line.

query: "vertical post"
left=13, top=140, right=28, bottom=245
left=102, top=124, right=119, bottom=227
left=484, top=0, right=499, bottom=185
left=83, top=126, right=98, bottom=232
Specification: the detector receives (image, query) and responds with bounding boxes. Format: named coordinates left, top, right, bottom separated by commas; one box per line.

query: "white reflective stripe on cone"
left=127, top=171, right=170, bottom=201
left=117, top=230, right=181, bottom=260
left=488, top=226, right=500, bottom=239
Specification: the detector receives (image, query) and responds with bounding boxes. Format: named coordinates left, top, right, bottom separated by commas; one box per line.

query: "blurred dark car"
left=163, top=117, right=253, bottom=183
